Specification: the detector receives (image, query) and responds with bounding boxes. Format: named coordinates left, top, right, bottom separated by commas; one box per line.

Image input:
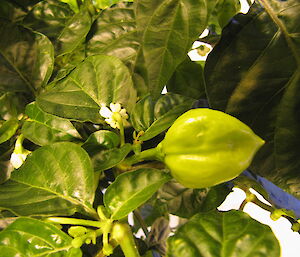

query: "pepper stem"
left=122, top=146, right=163, bottom=167
left=111, top=222, right=141, bottom=257
left=113, top=113, right=125, bottom=146
left=45, top=217, right=103, bottom=228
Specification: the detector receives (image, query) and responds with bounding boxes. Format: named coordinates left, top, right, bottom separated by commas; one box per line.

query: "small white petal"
left=100, top=107, right=113, bottom=118
left=104, top=118, right=116, bottom=128
left=10, top=153, right=27, bottom=169
left=110, top=103, right=121, bottom=113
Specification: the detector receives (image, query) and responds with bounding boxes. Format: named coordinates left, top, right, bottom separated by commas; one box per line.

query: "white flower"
left=10, top=151, right=30, bottom=169
left=99, top=103, right=128, bottom=129
left=10, top=134, right=31, bottom=169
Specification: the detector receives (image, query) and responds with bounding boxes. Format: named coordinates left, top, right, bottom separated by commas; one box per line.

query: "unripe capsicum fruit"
left=157, top=108, right=264, bottom=188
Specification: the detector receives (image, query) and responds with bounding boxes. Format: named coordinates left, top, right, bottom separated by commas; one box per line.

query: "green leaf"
left=104, top=168, right=171, bottom=220
left=216, top=0, right=241, bottom=28
left=0, top=141, right=14, bottom=184
left=0, top=0, right=27, bottom=22
left=22, top=0, right=74, bottom=40
left=37, top=55, right=137, bottom=123
left=56, top=0, right=94, bottom=56
left=0, top=217, right=82, bottom=257
left=22, top=102, right=81, bottom=146
left=167, top=210, right=280, bottom=257
left=86, top=3, right=136, bottom=67
left=208, top=0, right=241, bottom=35
left=130, top=93, right=194, bottom=141
left=0, top=119, right=18, bottom=144
left=92, top=143, right=132, bottom=172
left=0, top=160, right=13, bottom=184
left=93, top=0, right=133, bottom=9
left=5, top=0, right=41, bottom=10
left=204, top=1, right=300, bottom=198
left=135, top=0, right=209, bottom=97
left=0, top=142, right=97, bottom=217
left=0, top=93, right=26, bottom=120
left=86, top=3, right=147, bottom=97
left=157, top=181, right=230, bottom=218
left=166, top=57, right=206, bottom=99
left=82, top=130, right=120, bottom=155
left=0, top=19, right=54, bottom=93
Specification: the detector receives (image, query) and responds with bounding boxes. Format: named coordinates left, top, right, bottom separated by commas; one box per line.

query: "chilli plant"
left=0, top=0, right=300, bottom=256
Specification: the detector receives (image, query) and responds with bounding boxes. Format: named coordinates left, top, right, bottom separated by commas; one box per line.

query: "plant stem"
left=46, top=217, right=104, bottom=228
left=111, top=222, right=141, bottom=257
left=123, top=147, right=163, bottom=166
left=113, top=113, right=125, bottom=146
left=133, top=210, right=149, bottom=237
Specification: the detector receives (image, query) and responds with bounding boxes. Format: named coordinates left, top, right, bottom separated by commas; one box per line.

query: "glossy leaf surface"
left=166, top=58, right=206, bottom=100
left=135, top=0, right=209, bottom=97
left=130, top=93, right=194, bottom=141
left=82, top=130, right=120, bottom=155
left=205, top=1, right=300, bottom=198
left=0, top=20, right=54, bottom=93
left=167, top=210, right=280, bottom=257
left=0, top=93, right=26, bottom=120
left=0, top=0, right=27, bottom=22
left=37, top=55, right=137, bottom=122
left=157, top=181, right=230, bottom=218
left=92, top=143, right=132, bottom=172
left=86, top=3, right=147, bottom=96
left=0, top=142, right=96, bottom=217
left=22, top=102, right=81, bottom=146
left=22, top=0, right=74, bottom=40
left=0, top=217, right=82, bottom=257
left=56, top=0, right=93, bottom=56
left=104, top=168, right=171, bottom=220
left=0, top=119, right=18, bottom=144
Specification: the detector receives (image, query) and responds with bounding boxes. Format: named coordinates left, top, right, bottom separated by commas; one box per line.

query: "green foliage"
left=205, top=0, right=300, bottom=198
left=0, top=142, right=96, bottom=217
left=167, top=210, right=280, bottom=257
left=0, top=217, right=82, bottom=256
left=0, top=0, right=298, bottom=256
left=22, top=102, right=81, bottom=146
left=104, top=168, right=171, bottom=219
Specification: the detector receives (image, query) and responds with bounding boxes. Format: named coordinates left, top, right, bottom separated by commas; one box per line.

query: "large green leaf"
left=167, top=210, right=280, bottom=257
left=37, top=55, right=137, bottom=122
left=166, top=57, right=206, bottom=99
left=92, top=143, right=132, bottom=172
left=5, top=0, right=41, bottom=10
left=0, top=119, right=19, bottom=144
left=104, top=168, right=171, bottom=220
left=0, top=19, right=54, bottom=94
left=208, top=0, right=241, bottom=35
left=0, top=217, right=82, bottom=257
left=157, top=181, right=230, bottom=219
left=56, top=0, right=94, bottom=56
left=204, top=1, right=300, bottom=198
left=22, top=0, right=74, bottom=40
left=22, top=102, right=81, bottom=146
left=93, top=0, right=133, bottom=9
left=86, top=2, right=137, bottom=65
left=135, top=0, right=209, bottom=97
left=0, top=0, right=27, bottom=22
left=82, top=130, right=120, bottom=155
left=86, top=2, right=148, bottom=96
left=0, top=142, right=97, bottom=217
left=130, top=93, right=195, bottom=141
left=0, top=93, right=26, bottom=120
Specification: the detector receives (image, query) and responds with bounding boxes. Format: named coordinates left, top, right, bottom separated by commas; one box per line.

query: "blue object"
left=243, top=171, right=300, bottom=219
